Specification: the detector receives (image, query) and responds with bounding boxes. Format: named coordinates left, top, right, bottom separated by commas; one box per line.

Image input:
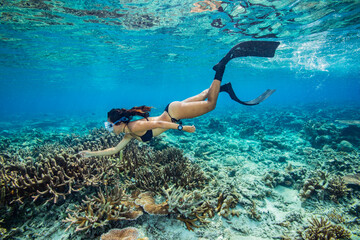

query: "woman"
left=80, top=41, right=280, bottom=158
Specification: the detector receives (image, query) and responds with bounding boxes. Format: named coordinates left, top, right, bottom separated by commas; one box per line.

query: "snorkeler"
left=80, top=41, right=280, bottom=158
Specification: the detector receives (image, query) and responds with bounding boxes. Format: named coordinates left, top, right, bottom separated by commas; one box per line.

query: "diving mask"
left=104, top=117, right=130, bottom=132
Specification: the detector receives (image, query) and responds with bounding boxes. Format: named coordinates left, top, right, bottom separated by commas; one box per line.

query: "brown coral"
left=124, top=147, right=208, bottom=193
left=63, top=186, right=143, bottom=232
left=0, top=150, right=120, bottom=205
left=326, top=176, right=350, bottom=203
left=216, top=192, right=240, bottom=219
left=134, top=192, right=169, bottom=216
left=100, top=227, right=139, bottom=240
left=303, top=217, right=351, bottom=240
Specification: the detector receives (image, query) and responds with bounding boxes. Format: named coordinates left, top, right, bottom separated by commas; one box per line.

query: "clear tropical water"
left=1, top=1, right=360, bottom=239
left=1, top=0, right=359, bottom=119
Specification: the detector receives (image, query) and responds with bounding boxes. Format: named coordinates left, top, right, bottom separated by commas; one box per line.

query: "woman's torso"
left=127, top=111, right=172, bottom=141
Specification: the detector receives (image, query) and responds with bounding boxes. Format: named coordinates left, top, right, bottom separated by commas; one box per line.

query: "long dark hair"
left=107, top=105, right=152, bottom=124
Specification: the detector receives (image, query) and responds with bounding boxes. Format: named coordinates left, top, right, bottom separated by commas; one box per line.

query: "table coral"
left=100, top=227, right=139, bottom=240
left=134, top=192, right=169, bottom=216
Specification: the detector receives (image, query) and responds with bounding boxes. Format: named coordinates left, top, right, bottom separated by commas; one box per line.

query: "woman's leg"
left=167, top=79, right=222, bottom=120
left=182, top=89, right=209, bottom=103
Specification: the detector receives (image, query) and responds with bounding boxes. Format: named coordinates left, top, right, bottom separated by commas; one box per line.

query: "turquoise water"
left=1, top=0, right=360, bottom=118
left=1, top=1, right=360, bottom=239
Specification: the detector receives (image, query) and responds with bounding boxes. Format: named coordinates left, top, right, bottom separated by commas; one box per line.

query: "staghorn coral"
left=327, top=210, right=345, bottom=224
left=0, top=150, right=121, bottom=205
left=123, top=147, right=208, bottom=193
left=162, top=185, right=211, bottom=230
left=326, top=176, right=350, bottom=203
left=302, top=217, right=351, bottom=240
left=162, top=184, right=240, bottom=230
left=0, top=128, right=129, bottom=205
left=63, top=186, right=143, bottom=232
left=162, top=185, right=205, bottom=218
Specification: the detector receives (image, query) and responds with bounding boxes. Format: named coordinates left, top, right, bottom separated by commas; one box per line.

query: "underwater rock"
left=337, top=140, right=354, bottom=152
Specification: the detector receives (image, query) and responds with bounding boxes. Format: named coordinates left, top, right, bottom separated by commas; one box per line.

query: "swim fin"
left=220, top=82, right=276, bottom=106
left=213, top=41, right=280, bottom=72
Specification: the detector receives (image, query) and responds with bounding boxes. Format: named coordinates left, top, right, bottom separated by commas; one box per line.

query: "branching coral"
left=216, top=192, right=240, bottom=219
left=247, top=200, right=261, bottom=221
left=63, top=186, right=143, bottom=232
left=299, top=171, right=328, bottom=200
left=162, top=185, right=240, bottom=230
left=123, top=147, right=208, bottom=193
left=300, top=171, right=350, bottom=203
left=302, top=217, right=351, bottom=240
left=327, top=210, right=345, bottom=224
left=0, top=151, right=120, bottom=205
left=326, top=176, right=350, bottom=203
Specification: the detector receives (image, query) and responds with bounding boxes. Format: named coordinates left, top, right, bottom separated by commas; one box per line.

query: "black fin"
left=213, top=41, right=280, bottom=71
left=227, top=41, right=280, bottom=59
left=220, top=82, right=275, bottom=106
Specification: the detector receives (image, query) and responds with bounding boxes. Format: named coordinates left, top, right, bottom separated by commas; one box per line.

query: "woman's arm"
left=130, top=120, right=196, bottom=133
left=80, top=134, right=133, bottom=157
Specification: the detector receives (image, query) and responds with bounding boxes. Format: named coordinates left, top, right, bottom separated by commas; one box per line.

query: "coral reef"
left=301, top=217, right=351, bottom=240
left=1, top=104, right=359, bottom=239
left=162, top=184, right=240, bottom=230
left=134, top=192, right=168, bottom=216
left=299, top=171, right=350, bottom=203
left=326, top=176, right=350, bottom=203
left=122, top=146, right=208, bottom=193
left=216, top=192, right=240, bottom=219
left=263, top=169, right=295, bottom=188
left=0, top=150, right=119, bottom=205
left=63, top=186, right=143, bottom=232
left=100, top=227, right=139, bottom=240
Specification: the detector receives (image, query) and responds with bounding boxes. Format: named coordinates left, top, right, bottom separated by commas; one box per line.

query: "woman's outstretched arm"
left=130, top=120, right=196, bottom=133
left=80, top=134, right=133, bottom=157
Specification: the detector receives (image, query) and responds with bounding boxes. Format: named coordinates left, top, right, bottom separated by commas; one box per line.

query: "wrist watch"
left=177, top=124, right=183, bottom=131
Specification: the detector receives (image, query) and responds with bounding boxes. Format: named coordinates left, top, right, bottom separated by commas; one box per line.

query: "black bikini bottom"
left=164, top=103, right=182, bottom=124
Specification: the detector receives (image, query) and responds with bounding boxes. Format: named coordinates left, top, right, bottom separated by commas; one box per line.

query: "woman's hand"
left=183, top=125, right=196, bottom=133
left=79, top=151, right=92, bottom=158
